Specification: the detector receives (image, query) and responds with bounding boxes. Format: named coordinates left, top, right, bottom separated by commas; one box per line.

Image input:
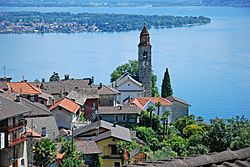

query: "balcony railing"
left=8, top=120, right=27, bottom=132
left=9, top=134, right=28, bottom=147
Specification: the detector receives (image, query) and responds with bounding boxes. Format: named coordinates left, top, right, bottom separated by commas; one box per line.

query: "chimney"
left=118, top=105, right=122, bottom=110
left=98, top=83, right=103, bottom=89
left=15, top=94, right=21, bottom=102
left=113, top=122, right=117, bottom=127
left=64, top=74, right=69, bottom=80
left=91, top=76, right=94, bottom=85
left=74, top=85, right=78, bottom=90
left=42, top=78, right=45, bottom=82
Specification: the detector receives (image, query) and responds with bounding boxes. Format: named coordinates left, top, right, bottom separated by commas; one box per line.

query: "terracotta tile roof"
left=126, top=147, right=250, bottom=167
left=76, top=140, right=101, bottom=154
left=132, top=98, right=150, bottom=109
left=132, top=97, right=172, bottom=109
left=7, top=82, right=41, bottom=95
left=49, top=97, right=80, bottom=113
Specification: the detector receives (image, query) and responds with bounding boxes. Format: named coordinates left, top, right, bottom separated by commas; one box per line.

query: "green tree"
left=155, top=102, right=161, bottom=116
left=33, top=138, right=56, bottom=166
left=161, top=67, right=173, bottom=98
left=60, top=139, right=84, bottom=167
left=161, top=110, right=172, bottom=139
left=139, top=110, right=162, bottom=132
left=152, top=73, right=159, bottom=97
left=110, top=60, right=138, bottom=82
left=110, top=60, right=159, bottom=97
left=147, top=105, right=155, bottom=128
left=174, top=115, right=196, bottom=137
left=49, top=72, right=60, bottom=82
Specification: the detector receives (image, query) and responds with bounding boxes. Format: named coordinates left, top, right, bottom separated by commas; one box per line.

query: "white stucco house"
left=132, top=97, right=173, bottom=123
left=49, top=97, right=81, bottom=129
left=111, top=73, right=145, bottom=104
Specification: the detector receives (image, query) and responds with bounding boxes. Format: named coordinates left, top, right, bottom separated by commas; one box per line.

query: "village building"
left=98, top=105, right=141, bottom=128
left=132, top=97, right=172, bottom=122
left=74, top=120, right=132, bottom=167
left=6, top=81, right=41, bottom=102
left=67, top=88, right=99, bottom=121
left=75, top=140, right=101, bottom=167
left=129, top=147, right=147, bottom=165
left=166, top=96, right=190, bottom=121
left=49, top=97, right=81, bottom=129
left=0, top=95, right=30, bottom=167
left=111, top=73, right=144, bottom=104
left=97, top=84, right=120, bottom=106
left=31, top=76, right=94, bottom=101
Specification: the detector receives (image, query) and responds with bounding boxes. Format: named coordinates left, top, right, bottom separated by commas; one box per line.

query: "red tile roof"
left=49, top=98, right=80, bottom=113
left=7, top=82, right=41, bottom=95
left=132, top=97, right=172, bottom=109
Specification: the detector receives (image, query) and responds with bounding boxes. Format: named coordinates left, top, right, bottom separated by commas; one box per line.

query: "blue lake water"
left=0, top=6, right=250, bottom=121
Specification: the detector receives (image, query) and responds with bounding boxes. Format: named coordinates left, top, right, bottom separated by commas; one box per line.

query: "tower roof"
left=138, top=23, right=151, bottom=47
left=140, top=23, right=149, bottom=35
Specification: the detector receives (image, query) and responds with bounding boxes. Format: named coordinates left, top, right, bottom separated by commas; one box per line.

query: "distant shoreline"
left=0, top=11, right=211, bottom=34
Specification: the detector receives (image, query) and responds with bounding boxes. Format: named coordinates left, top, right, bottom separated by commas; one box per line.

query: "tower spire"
left=138, top=23, right=151, bottom=47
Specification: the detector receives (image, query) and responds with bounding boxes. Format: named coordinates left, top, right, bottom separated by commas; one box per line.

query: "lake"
left=0, top=6, right=250, bottom=121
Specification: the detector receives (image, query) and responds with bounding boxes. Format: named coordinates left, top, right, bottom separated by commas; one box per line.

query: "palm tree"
left=147, top=105, right=155, bottom=128
left=155, top=102, right=161, bottom=116
left=161, top=110, right=172, bottom=139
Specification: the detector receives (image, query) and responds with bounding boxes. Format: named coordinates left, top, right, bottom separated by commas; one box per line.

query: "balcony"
left=8, top=119, right=27, bottom=132
left=9, top=134, right=28, bottom=147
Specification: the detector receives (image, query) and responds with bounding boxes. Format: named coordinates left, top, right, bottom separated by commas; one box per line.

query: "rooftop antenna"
left=22, top=75, right=25, bottom=81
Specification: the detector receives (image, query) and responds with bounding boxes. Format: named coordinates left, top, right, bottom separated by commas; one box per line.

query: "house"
left=0, top=95, right=30, bottom=167
left=129, top=147, right=147, bottom=165
left=74, top=120, right=132, bottom=167
left=49, top=97, right=81, bottom=129
left=97, top=84, right=120, bottom=106
left=37, top=92, right=55, bottom=106
left=67, top=88, right=99, bottom=121
left=6, top=81, right=41, bottom=102
left=125, top=147, right=250, bottom=167
left=31, top=76, right=94, bottom=101
left=166, top=96, right=190, bottom=121
left=111, top=73, right=144, bottom=104
left=132, top=97, right=172, bottom=122
left=21, top=98, right=59, bottom=140
left=76, top=140, right=101, bottom=167
left=98, top=105, right=141, bottom=128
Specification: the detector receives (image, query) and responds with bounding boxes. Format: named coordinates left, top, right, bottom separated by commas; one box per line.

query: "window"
left=128, top=83, right=130, bottom=86
left=41, top=127, right=46, bottom=137
left=115, top=116, right=118, bottom=121
left=123, top=115, right=126, bottom=121
left=21, top=159, right=25, bottom=165
left=114, top=162, right=120, bottom=167
left=111, top=145, right=118, bottom=155
left=143, top=51, right=148, bottom=59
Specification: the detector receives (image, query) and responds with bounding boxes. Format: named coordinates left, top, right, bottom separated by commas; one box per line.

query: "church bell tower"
left=138, top=23, right=152, bottom=97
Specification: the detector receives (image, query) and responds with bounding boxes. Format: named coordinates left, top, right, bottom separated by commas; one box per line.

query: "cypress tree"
left=161, top=67, right=173, bottom=97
